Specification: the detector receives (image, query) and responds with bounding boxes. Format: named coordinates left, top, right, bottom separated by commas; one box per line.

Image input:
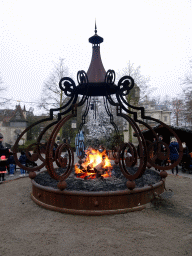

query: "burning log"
left=87, top=163, right=94, bottom=172
left=94, top=161, right=104, bottom=172
left=74, top=148, right=112, bottom=179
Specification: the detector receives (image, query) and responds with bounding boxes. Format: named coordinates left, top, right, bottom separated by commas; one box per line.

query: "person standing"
left=153, top=137, right=158, bottom=157
left=19, top=151, right=27, bottom=176
left=8, top=154, right=16, bottom=176
left=155, top=135, right=165, bottom=169
left=0, top=155, right=8, bottom=181
left=0, top=134, right=7, bottom=181
left=181, top=142, right=190, bottom=172
left=0, top=133, right=4, bottom=149
left=169, top=137, right=179, bottom=175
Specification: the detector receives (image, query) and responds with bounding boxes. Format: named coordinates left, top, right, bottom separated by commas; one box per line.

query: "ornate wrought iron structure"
left=13, top=24, right=183, bottom=191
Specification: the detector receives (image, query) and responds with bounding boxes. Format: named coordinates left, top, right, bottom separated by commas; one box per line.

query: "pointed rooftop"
left=87, top=22, right=106, bottom=83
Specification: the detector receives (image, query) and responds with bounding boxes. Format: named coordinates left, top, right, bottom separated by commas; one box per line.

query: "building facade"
left=123, top=97, right=171, bottom=144
left=0, top=105, right=27, bottom=147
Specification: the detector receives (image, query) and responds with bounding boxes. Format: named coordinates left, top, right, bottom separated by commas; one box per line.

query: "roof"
left=88, top=22, right=104, bottom=45
left=87, top=46, right=106, bottom=82
left=139, top=124, right=192, bottom=151
left=0, top=105, right=26, bottom=124
left=9, top=105, right=26, bottom=122
left=87, top=26, right=106, bottom=83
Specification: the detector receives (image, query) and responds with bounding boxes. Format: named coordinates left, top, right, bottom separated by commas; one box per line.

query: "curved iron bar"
left=107, top=93, right=143, bottom=141
left=118, top=76, right=134, bottom=96
left=103, top=96, right=119, bottom=135
left=116, top=95, right=183, bottom=170
left=77, top=94, right=89, bottom=107
left=116, top=91, right=162, bottom=163
left=54, top=143, right=71, bottom=168
left=46, top=111, right=76, bottom=181
left=29, top=95, right=78, bottom=166
left=104, top=69, right=116, bottom=85
left=59, top=77, right=76, bottom=97
left=13, top=65, right=183, bottom=185
left=13, top=80, right=78, bottom=172
left=13, top=118, right=52, bottom=172
left=107, top=89, right=148, bottom=178
left=120, top=142, right=138, bottom=169
left=35, top=120, right=59, bottom=161
left=106, top=91, right=158, bottom=160
left=78, top=96, right=91, bottom=132
left=117, top=112, right=148, bottom=180
left=115, top=77, right=183, bottom=171
left=119, top=92, right=153, bottom=122
left=77, top=70, right=89, bottom=84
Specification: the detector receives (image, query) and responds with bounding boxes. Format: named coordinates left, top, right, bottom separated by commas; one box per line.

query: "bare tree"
left=116, top=61, right=155, bottom=101
left=39, top=58, right=70, bottom=112
left=116, top=61, right=155, bottom=142
left=0, top=75, right=10, bottom=106
left=183, top=60, right=192, bottom=86
left=182, top=61, right=192, bottom=126
left=171, top=98, right=184, bottom=126
left=157, top=95, right=186, bottom=127
left=38, top=59, right=72, bottom=143
left=39, top=59, right=83, bottom=145
left=181, top=88, right=192, bottom=126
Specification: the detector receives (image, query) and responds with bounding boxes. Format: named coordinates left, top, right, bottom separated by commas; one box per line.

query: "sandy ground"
left=0, top=174, right=192, bottom=256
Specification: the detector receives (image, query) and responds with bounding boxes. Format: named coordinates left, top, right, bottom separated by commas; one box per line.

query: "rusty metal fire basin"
left=31, top=174, right=166, bottom=215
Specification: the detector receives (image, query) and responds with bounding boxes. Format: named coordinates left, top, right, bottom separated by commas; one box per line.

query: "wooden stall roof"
left=135, top=124, right=192, bottom=152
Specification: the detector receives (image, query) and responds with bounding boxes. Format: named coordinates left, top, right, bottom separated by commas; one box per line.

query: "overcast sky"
left=0, top=0, right=191, bottom=114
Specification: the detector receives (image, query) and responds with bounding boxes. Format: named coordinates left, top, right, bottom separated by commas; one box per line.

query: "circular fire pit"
left=31, top=167, right=165, bottom=215
left=12, top=26, right=182, bottom=216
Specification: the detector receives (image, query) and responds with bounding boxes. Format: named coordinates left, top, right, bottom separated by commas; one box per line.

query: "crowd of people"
left=0, top=134, right=37, bottom=181
left=152, top=135, right=192, bottom=175
left=1, top=132, right=192, bottom=182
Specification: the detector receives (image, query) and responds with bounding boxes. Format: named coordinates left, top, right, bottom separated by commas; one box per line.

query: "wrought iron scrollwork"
left=105, top=69, right=115, bottom=84
left=77, top=70, right=88, bottom=84
left=118, top=76, right=134, bottom=96
left=45, top=113, right=75, bottom=181
left=13, top=66, right=183, bottom=190
left=59, top=77, right=76, bottom=97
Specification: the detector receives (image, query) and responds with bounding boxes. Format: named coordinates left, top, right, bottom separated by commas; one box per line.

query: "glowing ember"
left=75, top=148, right=112, bottom=179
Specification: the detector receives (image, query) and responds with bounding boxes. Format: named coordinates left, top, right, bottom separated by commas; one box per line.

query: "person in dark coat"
left=26, top=151, right=37, bottom=168
left=181, top=142, right=190, bottom=172
left=19, top=151, right=27, bottom=176
left=153, top=137, right=158, bottom=156
left=0, top=133, right=4, bottom=149
left=7, top=154, right=16, bottom=176
left=155, top=135, right=165, bottom=169
left=0, top=155, right=8, bottom=181
left=0, top=134, right=7, bottom=181
left=169, top=137, right=179, bottom=175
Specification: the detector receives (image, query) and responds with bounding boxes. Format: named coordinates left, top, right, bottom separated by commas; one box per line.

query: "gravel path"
left=0, top=174, right=192, bottom=256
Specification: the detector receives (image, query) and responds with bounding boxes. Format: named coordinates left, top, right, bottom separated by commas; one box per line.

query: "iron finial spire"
left=94, top=19, right=97, bottom=34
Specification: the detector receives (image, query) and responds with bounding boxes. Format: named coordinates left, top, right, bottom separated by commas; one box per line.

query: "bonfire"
left=75, top=148, right=112, bottom=179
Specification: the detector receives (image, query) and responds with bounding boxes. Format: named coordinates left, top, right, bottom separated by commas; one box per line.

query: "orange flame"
left=75, top=148, right=112, bottom=179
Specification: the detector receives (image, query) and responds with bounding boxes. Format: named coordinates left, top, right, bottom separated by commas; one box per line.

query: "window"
left=15, top=112, right=21, bottom=120
left=164, top=116, right=167, bottom=122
